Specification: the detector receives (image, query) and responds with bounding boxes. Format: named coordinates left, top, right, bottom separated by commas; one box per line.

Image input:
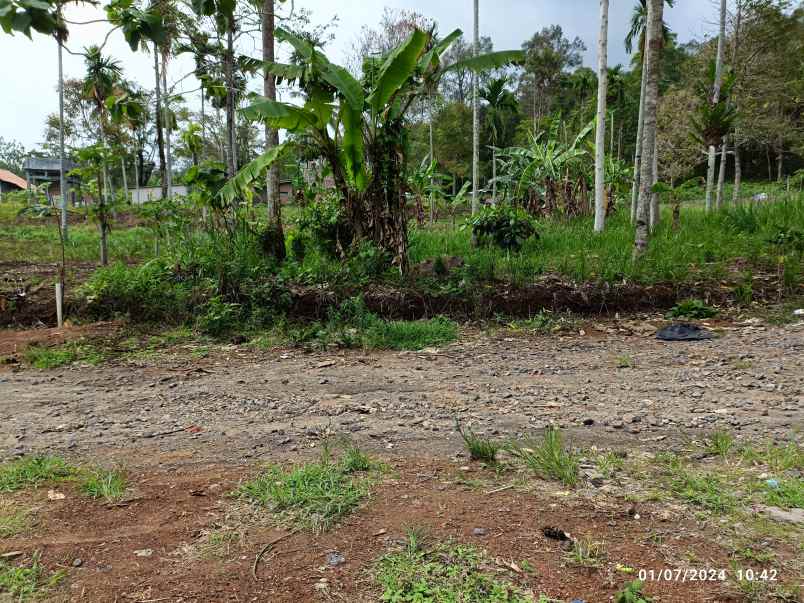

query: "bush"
left=82, top=260, right=196, bottom=322
left=466, top=205, right=539, bottom=251
left=196, top=296, right=243, bottom=336
left=667, top=299, right=718, bottom=319
left=297, top=195, right=353, bottom=258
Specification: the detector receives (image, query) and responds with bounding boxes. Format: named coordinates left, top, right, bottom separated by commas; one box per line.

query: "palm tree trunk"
left=609, top=110, right=614, bottom=155
left=225, top=27, right=237, bottom=181
left=134, top=154, right=140, bottom=204
left=162, top=56, right=172, bottom=199
left=776, top=137, right=783, bottom=182
left=492, top=147, right=497, bottom=202
left=630, top=51, right=648, bottom=224
left=705, top=0, right=727, bottom=211
left=593, top=0, right=609, bottom=233
left=57, top=34, right=69, bottom=242
left=263, top=0, right=284, bottom=257
left=634, top=0, right=663, bottom=258
left=121, top=157, right=128, bottom=203
left=471, top=0, right=479, bottom=215
left=716, top=138, right=727, bottom=208
left=153, top=44, right=167, bottom=199
left=732, top=136, right=741, bottom=204
left=428, top=88, right=435, bottom=223
left=649, top=133, right=659, bottom=229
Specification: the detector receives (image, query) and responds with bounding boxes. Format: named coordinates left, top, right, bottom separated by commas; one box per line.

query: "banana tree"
left=408, top=158, right=451, bottom=226
left=220, top=26, right=522, bottom=271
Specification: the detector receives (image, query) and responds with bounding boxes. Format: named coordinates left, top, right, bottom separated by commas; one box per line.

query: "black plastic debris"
left=656, top=323, right=715, bottom=341
left=541, top=526, right=570, bottom=541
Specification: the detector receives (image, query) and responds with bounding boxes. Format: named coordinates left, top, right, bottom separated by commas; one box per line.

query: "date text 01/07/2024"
left=638, top=568, right=778, bottom=582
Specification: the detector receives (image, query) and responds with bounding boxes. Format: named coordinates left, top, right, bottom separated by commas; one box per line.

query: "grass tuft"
left=0, top=501, right=32, bottom=538
left=667, top=299, right=719, bottom=319
left=375, top=535, right=538, bottom=602
left=507, top=427, right=580, bottom=487
left=237, top=446, right=375, bottom=533
left=0, top=553, right=65, bottom=601
left=81, top=469, right=127, bottom=502
left=0, top=457, right=77, bottom=493
left=706, top=430, right=735, bottom=458
left=24, top=342, right=105, bottom=369
left=456, top=422, right=500, bottom=464
left=761, top=477, right=803, bottom=510
left=565, top=537, right=606, bottom=567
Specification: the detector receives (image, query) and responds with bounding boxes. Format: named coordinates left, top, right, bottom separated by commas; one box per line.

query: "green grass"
left=0, top=457, right=77, bottom=493
left=706, top=430, right=736, bottom=458
left=81, top=469, right=127, bottom=502
left=362, top=316, right=458, bottom=350
left=237, top=448, right=376, bottom=533
left=0, top=502, right=32, bottom=538
left=0, top=553, right=65, bottom=601
left=565, top=536, right=606, bottom=568
left=667, top=298, right=719, bottom=319
left=670, top=472, right=739, bottom=514
left=457, top=422, right=501, bottom=464
left=615, top=579, right=652, bottom=603
left=507, top=427, right=580, bottom=487
left=762, top=477, right=803, bottom=509
left=375, top=533, right=538, bottom=603
left=740, top=442, right=803, bottom=473
left=596, top=451, right=625, bottom=478
left=24, top=341, right=105, bottom=369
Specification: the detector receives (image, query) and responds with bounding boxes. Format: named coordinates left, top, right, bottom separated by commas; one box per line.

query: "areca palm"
left=480, top=76, right=518, bottom=201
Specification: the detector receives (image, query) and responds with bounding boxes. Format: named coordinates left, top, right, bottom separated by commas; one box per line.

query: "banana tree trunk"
left=593, top=0, right=608, bottom=233
left=429, top=89, right=435, bottom=223
left=634, top=0, right=663, bottom=258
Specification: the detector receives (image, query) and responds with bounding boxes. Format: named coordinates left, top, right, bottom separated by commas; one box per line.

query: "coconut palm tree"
left=634, top=0, right=664, bottom=258
left=480, top=76, right=518, bottom=202
left=625, top=0, right=673, bottom=223
left=705, top=0, right=727, bottom=211
left=471, top=0, right=480, bottom=215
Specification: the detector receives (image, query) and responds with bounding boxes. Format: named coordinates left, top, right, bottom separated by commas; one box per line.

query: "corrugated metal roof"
left=0, top=169, right=28, bottom=189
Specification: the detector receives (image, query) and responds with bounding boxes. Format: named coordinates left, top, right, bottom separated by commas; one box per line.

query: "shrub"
left=667, top=298, right=718, bottom=319
left=196, top=296, right=243, bottom=336
left=296, top=195, right=353, bottom=258
left=466, top=205, right=539, bottom=251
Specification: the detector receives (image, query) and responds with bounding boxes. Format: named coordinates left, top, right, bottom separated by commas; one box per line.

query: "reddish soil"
left=2, top=459, right=767, bottom=603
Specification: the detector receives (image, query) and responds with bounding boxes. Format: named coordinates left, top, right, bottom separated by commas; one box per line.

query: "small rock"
left=582, top=418, right=595, bottom=426
left=326, top=551, right=345, bottom=566
left=757, top=505, right=804, bottom=524
left=133, top=549, right=153, bottom=557
left=72, top=558, right=83, bottom=567
left=471, top=527, right=488, bottom=537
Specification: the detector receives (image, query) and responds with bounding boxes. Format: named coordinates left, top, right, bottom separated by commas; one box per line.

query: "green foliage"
left=670, top=471, right=737, bottom=513
left=457, top=422, right=500, bottom=464
left=196, top=296, right=242, bottom=336
left=296, top=196, right=354, bottom=258
left=0, top=502, right=31, bottom=538
left=596, top=451, right=625, bottom=478
left=466, top=205, right=539, bottom=251
left=24, top=341, right=105, bottom=369
left=706, top=431, right=735, bottom=458
left=0, top=553, right=65, bottom=601
left=375, top=537, right=535, bottom=602
left=762, top=478, right=803, bottom=510
left=0, top=0, right=66, bottom=39
left=81, top=469, right=127, bottom=502
left=0, top=457, right=76, bottom=493
left=237, top=447, right=375, bottom=533
left=667, top=299, right=718, bottom=319
left=615, top=580, right=652, bottom=603
left=507, top=427, right=580, bottom=486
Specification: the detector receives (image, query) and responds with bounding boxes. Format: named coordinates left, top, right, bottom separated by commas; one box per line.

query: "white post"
left=55, top=282, right=64, bottom=328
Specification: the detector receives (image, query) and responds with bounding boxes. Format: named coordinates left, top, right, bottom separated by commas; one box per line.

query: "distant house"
left=129, top=185, right=189, bottom=204
left=0, top=169, right=28, bottom=197
left=22, top=156, right=80, bottom=200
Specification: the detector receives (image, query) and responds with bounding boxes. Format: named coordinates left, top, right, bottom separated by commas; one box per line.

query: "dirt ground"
left=1, top=317, right=803, bottom=602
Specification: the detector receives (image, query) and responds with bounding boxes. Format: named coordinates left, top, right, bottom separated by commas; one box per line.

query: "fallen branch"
left=252, top=529, right=300, bottom=581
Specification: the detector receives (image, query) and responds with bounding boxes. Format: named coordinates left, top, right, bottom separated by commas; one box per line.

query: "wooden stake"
left=55, top=282, right=64, bottom=328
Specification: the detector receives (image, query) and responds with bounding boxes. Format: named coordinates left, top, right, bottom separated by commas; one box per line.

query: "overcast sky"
left=0, top=0, right=719, bottom=150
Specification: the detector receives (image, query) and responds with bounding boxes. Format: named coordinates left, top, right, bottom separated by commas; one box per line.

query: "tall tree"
left=480, top=76, right=517, bottom=202
left=594, top=0, right=609, bottom=232
left=705, top=0, right=727, bottom=211
left=262, top=0, right=285, bottom=258
left=471, top=0, right=479, bottom=214
left=634, top=0, right=663, bottom=257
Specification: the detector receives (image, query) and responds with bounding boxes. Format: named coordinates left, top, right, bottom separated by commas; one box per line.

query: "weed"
left=24, top=341, right=105, bottom=369
left=0, top=457, right=77, bottom=492
left=0, top=553, right=65, bottom=601
left=615, top=354, right=635, bottom=368
left=507, top=427, right=580, bottom=487
left=565, top=537, right=606, bottom=567
left=670, top=471, right=738, bottom=514
left=0, top=501, right=32, bottom=538
left=340, top=442, right=373, bottom=473
left=237, top=448, right=374, bottom=533
left=615, top=579, right=652, bottom=603
left=196, top=529, right=241, bottom=559
left=375, top=536, right=536, bottom=602
left=740, top=442, right=803, bottom=473
left=762, top=477, right=803, bottom=509
left=81, top=469, right=127, bottom=502
left=667, top=299, right=718, bottom=319
left=457, top=422, right=500, bottom=464
left=706, top=430, right=735, bottom=458
left=596, top=451, right=625, bottom=478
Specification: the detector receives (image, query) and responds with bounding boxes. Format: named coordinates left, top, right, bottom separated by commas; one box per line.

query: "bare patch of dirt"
left=1, top=459, right=775, bottom=602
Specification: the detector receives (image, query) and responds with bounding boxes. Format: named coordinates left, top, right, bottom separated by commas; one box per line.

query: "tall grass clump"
left=507, top=427, right=580, bottom=486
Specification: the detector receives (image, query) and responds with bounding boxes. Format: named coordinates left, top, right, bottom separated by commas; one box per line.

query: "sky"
left=0, top=0, right=720, bottom=150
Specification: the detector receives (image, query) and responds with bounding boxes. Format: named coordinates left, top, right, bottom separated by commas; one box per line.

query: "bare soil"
left=1, top=318, right=802, bottom=602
